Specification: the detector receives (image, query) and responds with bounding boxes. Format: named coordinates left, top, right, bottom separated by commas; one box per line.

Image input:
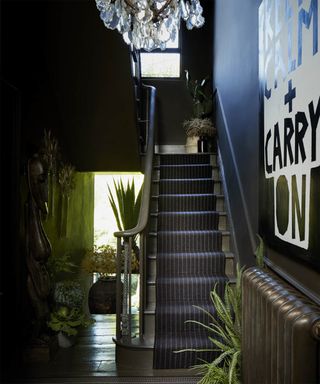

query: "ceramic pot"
left=57, top=331, right=76, bottom=348
left=88, top=277, right=119, bottom=314
left=197, top=136, right=209, bottom=152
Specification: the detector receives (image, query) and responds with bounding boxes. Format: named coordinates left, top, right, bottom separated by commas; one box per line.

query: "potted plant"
left=82, top=244, right=134, bottom=314
left=47, top=305, right=93, bottom=348
left=183, top=117, right=217, bottom=153
left=48, top=280, right=94, bottom=348
left=107, top=178, right=142, bottom=264
left=184, top=70, right=216, bottom=153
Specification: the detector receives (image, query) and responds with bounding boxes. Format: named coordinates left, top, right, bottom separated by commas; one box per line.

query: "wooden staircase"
left=115, top=150, right=236, bottom=369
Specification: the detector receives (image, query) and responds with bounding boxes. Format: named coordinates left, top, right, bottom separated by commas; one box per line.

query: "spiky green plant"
left=177, top=264, right=244, bottom=384
left=107, top=178, right=143, bottom=248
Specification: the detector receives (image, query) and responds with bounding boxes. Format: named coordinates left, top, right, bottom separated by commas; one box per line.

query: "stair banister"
left=114, top=84, right=156, bottom=344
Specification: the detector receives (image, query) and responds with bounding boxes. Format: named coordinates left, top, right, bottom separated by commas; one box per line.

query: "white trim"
left=155, top=145, right=186, bottom=154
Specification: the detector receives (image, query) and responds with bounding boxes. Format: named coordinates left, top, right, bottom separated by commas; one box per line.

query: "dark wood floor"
left=22, top=314, right=197, bottom=382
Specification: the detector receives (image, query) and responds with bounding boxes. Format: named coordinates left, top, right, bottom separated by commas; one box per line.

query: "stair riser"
left=222, top=234, right=230, bottom=252
left=160, top=166, right=212, bottom=179
left=159, top=195, right=216, bottom=212
left=226, top=256, right=235, bottom=278
left=214, top=181, right=222, bottom=194
left=212, top=166, right=220, bottom=180
left=160, top=154, right=211, bottom=165
left=156, top=311, right=214, bottom=332
left=150, top=196, right=159, bottom=213
left=157, top=279, right=225, bottom=301
left=157, top=256, right=225, bottom=276
left=158, top=232, right=222, bottom=253
left=143, top=313, right=155, bottom=339
left=149, top=214, right=158, bottom=232
left=116, top=346, right=153, bottom=370
left=216, top=196, right=225, bottom=211
left=218, top=214, right=228, bottom=230
left=147, top=284, right=156, bottom=306
left=158, top=213, right=219, bottom=231
left=159, top=180, right=215, bottom=195
left=147, top=258, right=156, bottom=281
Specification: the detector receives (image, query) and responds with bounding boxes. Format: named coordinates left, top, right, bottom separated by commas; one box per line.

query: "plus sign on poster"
left=259, top=0, right=320, bottom=268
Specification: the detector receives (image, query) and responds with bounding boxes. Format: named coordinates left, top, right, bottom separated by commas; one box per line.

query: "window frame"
left=140, top=32, right=182, bottom=80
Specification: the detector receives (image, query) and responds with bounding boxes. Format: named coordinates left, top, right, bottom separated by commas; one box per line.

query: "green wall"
left=43, top=172, right=95, bottom=278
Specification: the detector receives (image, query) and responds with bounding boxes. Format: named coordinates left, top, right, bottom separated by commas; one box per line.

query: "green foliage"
left=177, top=264, right=244, bottom=384
left=82, top=244, right=117, bottom=277
left=53, top=280, right=84, bottom=309
left=47, top=252, right=77, bottom=281
left=255, top=234, right=265, bottom=268
left=107, top=178, right=143, bottom=238
left=185, top=69, right=213, bottom=119
left=47, top=306, right=94, bottom=336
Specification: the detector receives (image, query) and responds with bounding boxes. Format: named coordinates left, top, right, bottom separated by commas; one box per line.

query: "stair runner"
left=153, top=154, right=227, bottom=369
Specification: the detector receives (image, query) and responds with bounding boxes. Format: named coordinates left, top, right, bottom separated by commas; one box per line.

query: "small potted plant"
left=47, top=305, right=93, bottom=348
left=184, top=70, right=216, bottom=153
left=48, top=280, right=94, bottom=348
left=183, top=117, right=217, bottom=153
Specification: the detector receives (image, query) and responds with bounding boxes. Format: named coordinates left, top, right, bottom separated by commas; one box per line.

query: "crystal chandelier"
left=95, top=0, right=205, bottom=51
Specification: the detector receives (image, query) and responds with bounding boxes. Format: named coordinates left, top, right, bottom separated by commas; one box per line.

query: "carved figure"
left=26, top=154, right=52, bottom=342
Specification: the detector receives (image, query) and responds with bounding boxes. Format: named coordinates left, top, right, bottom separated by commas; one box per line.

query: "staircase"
left=115, top=150, right=236, bottom=370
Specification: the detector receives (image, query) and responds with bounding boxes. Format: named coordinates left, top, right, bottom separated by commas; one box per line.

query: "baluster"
left=128, top=237, right=132, bottom=340
left=116, top=237, right=122, bottom=340
left=122, top=238, right=130, bottom=341
left=139, top=232, right=145, bottom=341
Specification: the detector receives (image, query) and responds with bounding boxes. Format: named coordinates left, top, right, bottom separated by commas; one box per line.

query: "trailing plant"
left=177, top=264, right=244, bottom=384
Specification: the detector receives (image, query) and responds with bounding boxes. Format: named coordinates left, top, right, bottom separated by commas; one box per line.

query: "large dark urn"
left=88, top=277, right=119, bottom=314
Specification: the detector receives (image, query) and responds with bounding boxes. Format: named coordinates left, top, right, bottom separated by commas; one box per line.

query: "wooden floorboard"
left=22, top=314, right=198, bottom=381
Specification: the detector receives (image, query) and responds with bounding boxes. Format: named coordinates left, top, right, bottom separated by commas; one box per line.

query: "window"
left=140, top=34, right=180, bottom=78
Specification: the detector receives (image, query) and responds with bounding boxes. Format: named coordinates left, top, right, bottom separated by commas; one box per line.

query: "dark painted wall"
left=213, top=0, right=320, bottom=302
left=1, top=0, right=140, bottom=172
left=145, top=1, right=213, bottom=146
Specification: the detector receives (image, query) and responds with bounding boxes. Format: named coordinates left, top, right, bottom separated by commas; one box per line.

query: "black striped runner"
left=153, top=154, right=227, bottom=369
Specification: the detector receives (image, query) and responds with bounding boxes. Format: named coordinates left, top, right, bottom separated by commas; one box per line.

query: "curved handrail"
left=114, top=84, right=156, bottom=239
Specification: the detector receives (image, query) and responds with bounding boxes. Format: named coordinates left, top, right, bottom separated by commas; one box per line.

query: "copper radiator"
left=242, top=267, right=320, bottom=384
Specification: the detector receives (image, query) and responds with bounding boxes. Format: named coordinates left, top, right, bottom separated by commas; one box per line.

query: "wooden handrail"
left=114, top=82, right=156, bottom=344
left=114, top=84, right=156, bottom=239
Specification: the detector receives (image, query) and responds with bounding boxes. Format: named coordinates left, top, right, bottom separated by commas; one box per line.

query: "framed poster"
left=259, top=0, right=320, bottom=269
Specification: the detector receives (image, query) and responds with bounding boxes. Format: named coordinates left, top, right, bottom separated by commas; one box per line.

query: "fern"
left=176, top=264, right=244, bottom=384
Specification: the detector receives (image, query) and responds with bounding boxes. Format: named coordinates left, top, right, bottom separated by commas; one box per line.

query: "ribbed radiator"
left=242, top=267, right=320, bottom=384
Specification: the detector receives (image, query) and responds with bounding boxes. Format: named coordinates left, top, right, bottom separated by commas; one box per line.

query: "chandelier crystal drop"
left=95, top=0, right=205, bottom=51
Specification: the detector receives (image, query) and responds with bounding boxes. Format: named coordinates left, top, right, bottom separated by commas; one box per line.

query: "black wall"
left=213, top=0, right=320, bottom=302
left=1, top=0, right=140, bottom=172
left=145, top=1, right=213, bottom=146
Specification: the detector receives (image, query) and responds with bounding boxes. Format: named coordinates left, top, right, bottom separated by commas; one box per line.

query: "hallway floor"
left=22, top=315, right=198, bottom=382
